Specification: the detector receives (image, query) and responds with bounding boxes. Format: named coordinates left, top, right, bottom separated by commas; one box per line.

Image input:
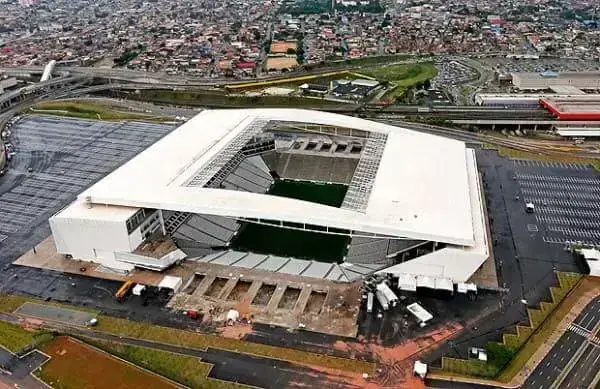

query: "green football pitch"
left=231, top=180, right=350, bottom=263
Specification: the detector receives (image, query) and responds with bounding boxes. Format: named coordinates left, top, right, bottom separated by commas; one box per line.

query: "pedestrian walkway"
left=567, top=323, right=600, bottom=345
left=567, top=323, right=591, bottom=338
left=428, top=277, right=600, bottom=388
left=508, top=278, right=599, bottom=387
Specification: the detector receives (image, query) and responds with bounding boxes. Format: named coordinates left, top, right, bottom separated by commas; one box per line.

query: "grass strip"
left=496, top=276, right=598, bottom=382
left=0, top=320, right=53, bottom=353
left=85, top=338, right=250, bottom=389
left=0, top=294, right=99, bottom=315
left=358, top=62, right=437, bottom=101
left=95, top=315, right=374, bottom=374
left=0, top=294, right=374, bottom=374
left=134, top=89, right=349, bottom=108
left=27, top=101, right=171, bottom=122
left=495, top=146, right=600, bottom=172
left=360, top=62, right=438, bottom=84
left=226, top=70, right=350, bottom=90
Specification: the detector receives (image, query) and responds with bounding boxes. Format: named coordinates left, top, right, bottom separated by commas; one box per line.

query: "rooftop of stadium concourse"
left=69, top=109, right=477, bottom=246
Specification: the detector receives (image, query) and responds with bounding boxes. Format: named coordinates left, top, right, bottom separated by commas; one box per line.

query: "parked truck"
left=367, top=292, right=374, bottom=313
left=376, top=282, right=398, bottom=307
left=375, top=290, right=389, bottom=311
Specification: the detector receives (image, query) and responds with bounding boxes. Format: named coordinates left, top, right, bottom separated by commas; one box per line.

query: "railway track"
left=378, top=119, right=600, bottom=161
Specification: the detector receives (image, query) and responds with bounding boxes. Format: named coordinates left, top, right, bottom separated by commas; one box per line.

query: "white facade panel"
left=50, top=209, right=131, bottom=264
left=128, top=227, right=143, bottom=252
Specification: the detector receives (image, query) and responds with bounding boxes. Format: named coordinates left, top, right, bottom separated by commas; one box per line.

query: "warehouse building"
left=512, top=71, right=600, bottom=91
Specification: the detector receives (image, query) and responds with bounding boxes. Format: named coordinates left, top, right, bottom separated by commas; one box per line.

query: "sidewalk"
left=507, top=279, right=599, bottom=387
left=429, top=277, right=600, bottom=388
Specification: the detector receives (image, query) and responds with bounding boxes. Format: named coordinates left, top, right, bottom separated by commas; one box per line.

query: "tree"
left=485, top=343, right=516, bottom=370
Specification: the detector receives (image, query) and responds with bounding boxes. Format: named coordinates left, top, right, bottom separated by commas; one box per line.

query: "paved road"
left=0, top=350, right=49, bottom=389
left=523, top=296, right=600, bottom=389
left=425, top=149, right=572, bottom=363
left=0, top=312, right=359, bottom=389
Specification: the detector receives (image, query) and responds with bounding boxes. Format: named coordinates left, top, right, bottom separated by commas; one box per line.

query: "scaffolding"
left=185, top=119, right=270, bottom=187
left=341, top=132, right=387, bottom=212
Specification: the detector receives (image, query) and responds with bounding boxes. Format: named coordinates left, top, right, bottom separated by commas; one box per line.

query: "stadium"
left=49, top=108, right=490, bottom=294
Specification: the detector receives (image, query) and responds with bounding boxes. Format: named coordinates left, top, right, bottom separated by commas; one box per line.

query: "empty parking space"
left=0, top=116, right=173, bottom=247
left=15, top=302, right=96, bottom=326
left=513, top=161, right=600, bottom=246
left=513, top=159, right=591, bottom=170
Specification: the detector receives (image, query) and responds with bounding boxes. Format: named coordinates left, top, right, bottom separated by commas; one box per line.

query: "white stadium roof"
left=73, top=109, right=477, bottom=246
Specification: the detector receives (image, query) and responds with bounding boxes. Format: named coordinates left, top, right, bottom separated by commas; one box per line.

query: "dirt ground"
left=37, top=336, right=179, bottom=389
left=266, top=57, right=299, bottom=71
left=169, top=262, right=362, bottom=337
left=270, top=41, right=297, bottom=54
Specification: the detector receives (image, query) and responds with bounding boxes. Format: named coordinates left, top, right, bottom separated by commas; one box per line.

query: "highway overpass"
left=0, top=76, right=88, bottom=111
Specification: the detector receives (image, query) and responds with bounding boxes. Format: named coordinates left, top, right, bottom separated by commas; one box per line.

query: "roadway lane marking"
left=568, top=323, right=592, bottom=338
left=583, top=314, right=597, bottom=329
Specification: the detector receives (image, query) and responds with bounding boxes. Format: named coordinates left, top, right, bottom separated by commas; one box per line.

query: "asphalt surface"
left=0, top=115, right=174, bottom=290
left=30, top=318, right=363, bottom=389
left=356, top=289, right=502, bottom=349
left=0, top=115, right=596, bottom=388
left=0, top=349, right=49, bottom=389
left=523, top=296, right=600, bottom=389
left=425, top=149, right=588, bottom=365
left=513, top=159, right=600, bottom=248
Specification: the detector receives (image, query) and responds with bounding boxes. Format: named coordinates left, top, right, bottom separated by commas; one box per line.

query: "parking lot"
left=476, top=57, right=599, bottom=77
left=433, top=59, right=479, bottom=87
left=0, top=115, right=173, bottom=261
left=513, top=159, right=600, bottom=247
left=426, top=150, right=592, bottom=365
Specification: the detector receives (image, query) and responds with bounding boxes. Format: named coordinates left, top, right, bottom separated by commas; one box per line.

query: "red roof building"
left=237, top=61, right=256, bottom=69
left=540, top=97, right=600, bottom=121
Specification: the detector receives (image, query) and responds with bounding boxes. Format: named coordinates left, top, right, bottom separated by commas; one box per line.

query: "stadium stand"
left=345, top=237, right=390, bottom=264
left=221, top=156, right=274, bottom=193
left=174, top=224, right=226, bottom=247
left=265, top=153, right=358, bottom=183
left=345, top=236, right=425, bottom=265
left=195, top=249, right=385, bottom=281
left=172, top=214, right=241, bottom=248
left=164, top=211, right=192, bottom=235
left=387, top=239, right=425, bottom=255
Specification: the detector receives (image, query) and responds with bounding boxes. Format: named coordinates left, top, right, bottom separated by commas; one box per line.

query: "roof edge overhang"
left=82, top=189, right=476, bottom=247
